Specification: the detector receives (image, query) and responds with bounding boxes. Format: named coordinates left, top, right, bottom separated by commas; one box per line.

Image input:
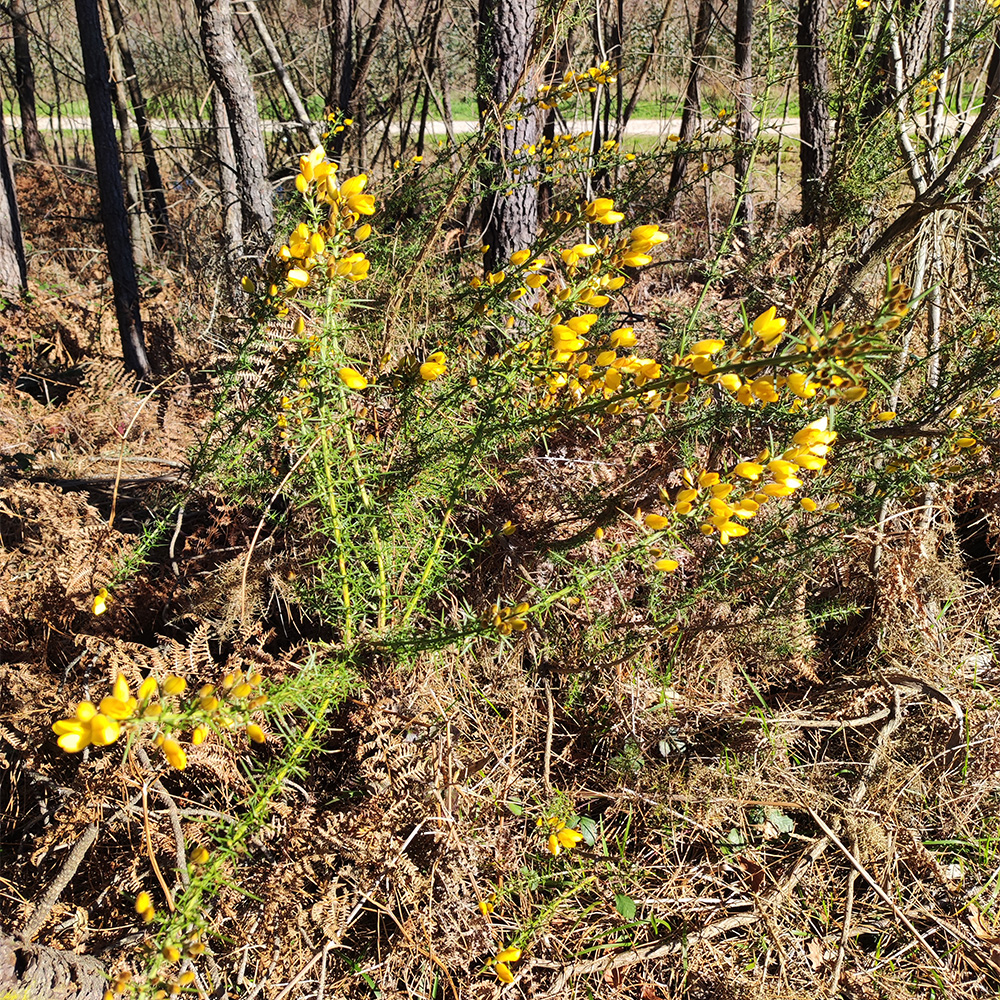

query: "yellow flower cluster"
left=128, top=917, right=208, bottom=999
left=245, top=144, right=375, bottom=308
left=914, top=70, right=943, bottom=110
left=489, top=602, right=530, bottom=635
left=491, top=945, right=522, bottom=984
left=510, top=130, right=625, bottom=179
left=53, top=670, right=268, bottom=769
left=635, top=416, right=837, bottom=552
left=542, top=815, right=584, bottom=855
left=535, top=62, right=617, bottom=108
left=584, top=197, right=625, bottom=226
left=470, top=200, right=668, bottom=412
left=53, top=674, right=137, bottom=753
left=668, top=306, right=878, bottom=413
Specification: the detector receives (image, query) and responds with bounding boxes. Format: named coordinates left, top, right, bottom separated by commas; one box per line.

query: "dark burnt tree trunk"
left=477, top=0, right=538, bottom=279
left=105, top=0, right=170, bottom=245
left=10, top=0, right=46, bottom=161
left=797, top=0, right=831, bottom=224
left=74, top=0, right=151, bottom=379
left=666, top=0, right=712, bottom=217
left=196, top=0, right=273, bottom=247
left=0, top=112, right=27, bottom=301
left=733, top=0, right=755, bottom=237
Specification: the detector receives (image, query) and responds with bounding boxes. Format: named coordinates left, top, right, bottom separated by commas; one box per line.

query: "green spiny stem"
left=338, top=395, right=388, bottom=631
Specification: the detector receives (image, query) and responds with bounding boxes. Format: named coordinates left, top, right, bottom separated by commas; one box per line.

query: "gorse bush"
left=48, top=103, right=1000, bottom=991
left=203, top=136, right=995, bottom=658
left=35, top=52, right=1000, bottom=998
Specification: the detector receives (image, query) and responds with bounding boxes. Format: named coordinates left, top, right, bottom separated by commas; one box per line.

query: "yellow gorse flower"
left=492, top=945, right=522, bottom=983
left=543, top=816, right=584, bottom=855
left=53, top=667, right=269, bottom=771
left=339, top=367, right=369, bottom=390
left=419, top=351, right=447, bottom=381
left=91, top=587, right=111, bottom=615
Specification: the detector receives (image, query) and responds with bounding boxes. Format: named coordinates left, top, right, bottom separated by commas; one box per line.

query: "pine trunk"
left=74, top=0, right=151, bottom=379
left=666, top=0, right=713, bottom=216
left=733, top=0, right=755, bottom=237
left=477, top=0, right=538, bottom=278
left=0, top=113, right=28, bottom=300
left=11, top=0, right=47, bottom=161
left=196, top=0, right=274, bottom=246
left=797, top=0, right=831, bottom=224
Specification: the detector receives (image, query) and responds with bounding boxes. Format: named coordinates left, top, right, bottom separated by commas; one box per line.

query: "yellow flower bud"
left=92, top=588, right=111, bottom=615
left=339, top=367, right=368, bottom=390
left=162, top=739, right=187, bottom=770
left=163, top=676, right=186, bottom=695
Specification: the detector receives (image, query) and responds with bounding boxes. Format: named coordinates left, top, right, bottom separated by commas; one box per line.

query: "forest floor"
left=3, top=158, right=1000, bottom=1000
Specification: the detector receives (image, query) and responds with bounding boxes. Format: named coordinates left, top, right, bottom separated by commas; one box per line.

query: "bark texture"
left=0, top=112, right=28, bottom=300
left=797, top=0, right=831, bottom=224
left=477, top=0, right=539, bottom=277
left=212, top=91, right=243, bottom=258
left=328, top=0, right=355, bottom=115
left=11, top=0, right=46, bottom=161
left=196, top=0, right=274, bottom=245
left=74, top=0, right=151, bottom=378
left=102, top=0, right=151, bottom=268
left=245, top=0, right=320, bottom=147
left=733, top=0, right=755, bottom=236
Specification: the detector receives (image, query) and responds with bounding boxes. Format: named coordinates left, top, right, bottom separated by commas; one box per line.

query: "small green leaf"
left=615, top=893, right=636, bottom=920
left=726, top=828, right=749, bottom=847
left=577, top=816, right=598, bottom=847
left=765, top=807, right=795, bottom=835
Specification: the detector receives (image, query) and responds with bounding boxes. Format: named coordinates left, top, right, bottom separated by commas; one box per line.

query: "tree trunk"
left=328, top=0, right=354, bottom=117
left=105, top=0, right=170, bottom=245
left=11, top=0, right=47, bottom=161
left=477, top=0, right=539, bottom=278
left=196, top=0, right=274, bottom=246
left=858, top=0, right=943, bottom=124
left=0, top=112, right=28, bottom=301
left=797, top=0, right=831, bottom=224
left=212, top=89, right=243, bottom=259
left=74, top=0, right=151, bottom=379
left=666, top=0, right=712, bottom=217
left=339, top=0, right=391, bottom=161
left=733, top=0, right=755, bottom=237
